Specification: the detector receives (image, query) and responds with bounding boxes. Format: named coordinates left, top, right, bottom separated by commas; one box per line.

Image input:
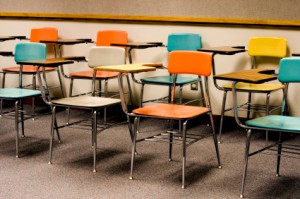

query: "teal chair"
left=0, top=43, right=45, bottom=157
left=234, top=57, right=300, bottom=198
left=139, top=33, right=204, bottom=106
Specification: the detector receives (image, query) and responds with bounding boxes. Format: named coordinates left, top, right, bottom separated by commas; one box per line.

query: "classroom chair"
left=1, top=27, right=63, bottom=117
left=139, top=33, right=205, bottom=106
left=129, top=51, right=221, bottom=188
left=232, top=57, right=300, bottom=198
left=218, top=37, right=287, bottom=143
left=0, top=42, right=46, bottom=157
left=36, top=46, right=126, bottom=172
left=64, top=30, right=129, bottom=98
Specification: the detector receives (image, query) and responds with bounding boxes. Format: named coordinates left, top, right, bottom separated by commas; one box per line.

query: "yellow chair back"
left=248, top=37, right=287, bottom=57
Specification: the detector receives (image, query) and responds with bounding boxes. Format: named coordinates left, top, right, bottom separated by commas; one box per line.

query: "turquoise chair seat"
left=0, top=88, right=41, bottom=99
left=141, top=75, right=199, bottom=85
left=245, top=115, right=300, bottom=132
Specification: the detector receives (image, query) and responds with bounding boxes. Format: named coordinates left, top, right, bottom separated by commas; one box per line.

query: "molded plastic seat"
left=218, top=37, right=287, bottom=143
left=0, top=88, right=40, bottom=98
left=139, top=33, right=204, bottom=105
left=235, top=57, right=300, bottom=198
left=0, top=42, right=46, bottom=158
left=129, top=51, right=221, bottom=188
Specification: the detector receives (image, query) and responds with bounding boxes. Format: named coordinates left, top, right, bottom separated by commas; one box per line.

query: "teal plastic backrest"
left=14, top=43, right=47, bottom=62
left=278, top=57, right=300, bottom=83
left=167, top=33, right=201, bottom=52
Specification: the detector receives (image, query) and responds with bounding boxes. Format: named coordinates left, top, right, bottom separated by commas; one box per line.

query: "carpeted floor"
left=0, top=105, right=299, bottom=199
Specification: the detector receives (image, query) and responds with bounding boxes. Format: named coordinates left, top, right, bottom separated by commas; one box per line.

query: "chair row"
left=0, top=33, right=299, bottom=198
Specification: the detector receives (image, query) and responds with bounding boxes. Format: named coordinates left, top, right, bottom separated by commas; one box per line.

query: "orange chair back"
left=96, top=30, right=128, bottom=46
left=30, top=27, right=58, bottom=42
left=168, top=51, right=212, bottom=77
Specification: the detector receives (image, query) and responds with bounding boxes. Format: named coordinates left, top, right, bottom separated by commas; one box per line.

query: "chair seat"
left=141, top=75, right=199, bottom=85
left=52, top=95, right=121, bottom=108
left=222, top=82, right=284, bottom=91
left=245, top=115, right=300, bottom=132
left=2, top=66, right=56, bottom=73
left=69, top=70, right=119, bottom=79
left=0, top=88, right=41, bottom=99
left=133, top=103, right=209, bottom=119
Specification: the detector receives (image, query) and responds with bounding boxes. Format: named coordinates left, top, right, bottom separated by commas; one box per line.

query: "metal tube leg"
left=54, top=116, right=61, bottom=143
left=265, top=93, right=271, bottom=144
left=137, top=84, right=145, bottom=134
left=139, top=84, right=145, bottom=107
left=32, top=74, right=36, bottom=120
left=199, top=78, right=206, bottom=107
left=218, top=90, right=228, bottom=143
left=48, top=106, right=56, bottom=165
left=126, top=74, right=134, bottom=105
left=69, top=78, right=74, bottom=97
left=20, top=100, right=25, bottom=137
left=240, top=129, right=252, bottom=198
left=246, top=93, right=252, bottom=120
left=169, top=132, right=173, bottom=161
left=276, top=132, right=282, bottom=177
left=209, top=112, right=221, bottom=168
left=15, top=101, right=19, bottom=158
left=93, top=110, right=97, bottom=173
left=130, top=117, right=138, bottom=180
left=182, top=121, right=187, bottom=189
left=57, top=68, right=65, bottom=98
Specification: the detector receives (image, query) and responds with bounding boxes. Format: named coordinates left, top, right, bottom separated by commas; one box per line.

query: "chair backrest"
left=248, top=37, right=287, bottom=57
left=14, top=43, right=47, bottom=62
left=278, top=57, right=300, bottom=83
left=88, top=46, right=126, bottom=68
left=167, top=33, right=202, bottom=52
left=30, top=27, right=58, bottom=42
left=96, top=30, right=128, bottom=46
left=168, top=51, right=212, bottom=77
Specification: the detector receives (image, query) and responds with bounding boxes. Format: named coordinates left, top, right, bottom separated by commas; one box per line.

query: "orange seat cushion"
left=69, top=70, right=119, bottom=79
left=133, top=103, right=209, bottom=119
left=2, top=66, right=55, bottom=73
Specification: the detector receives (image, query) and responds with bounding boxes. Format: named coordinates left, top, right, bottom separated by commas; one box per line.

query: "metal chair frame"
left=231, top=57, right=300, bottom=198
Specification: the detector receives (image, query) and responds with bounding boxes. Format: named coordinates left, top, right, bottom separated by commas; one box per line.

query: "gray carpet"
left=0, top=105, right=299, bottom=199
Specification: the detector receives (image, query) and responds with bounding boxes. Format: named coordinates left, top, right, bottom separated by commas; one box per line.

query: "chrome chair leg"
left=218, top=90, right=228, bottom=143
left=48, top=106, right=56, bottom=165
left=199, top=78, right=206, bottom=107
left=126, top=74, right=134, bottom=105
left=246, top=93, right=252, bottom=120
left=130, top=117, right=138, bottom=180
left=209, top=111, right=221, bottom=168
left=20, top=100, right=25, bottom=137
left=182, top=120, right=187, bottom=189
left=169, top=120, right=174, bottom=161
left=69, top=78, right=74, bottom=97
left=93, top=110, right=97, bottom=173
left=57, top=67, right=65, bottom=98
left=240, top=129, right=252, bottom=198
left=276, top=132, right=282, bottom=177
left=265, top=93, right=271, bottom=144
left=15, top=101, right=19, bottom=158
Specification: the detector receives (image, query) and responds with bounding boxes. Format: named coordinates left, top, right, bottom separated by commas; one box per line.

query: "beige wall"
left=1, top=19, right=300, bottom=116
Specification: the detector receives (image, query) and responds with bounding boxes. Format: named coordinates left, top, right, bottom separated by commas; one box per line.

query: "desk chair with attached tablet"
left=139, top=33, right=205, bottom=106
left=232, top=57, right=300, bottom=198
left=66, top=30, right=129, bottom=98
left=218, top=37, right=287, bottom=143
